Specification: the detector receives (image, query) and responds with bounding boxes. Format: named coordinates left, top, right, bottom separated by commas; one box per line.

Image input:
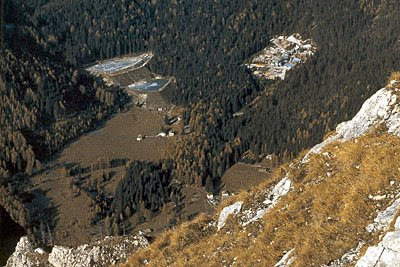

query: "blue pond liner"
left=91, top=58, right=143, bottom=73
left=128, top=79, right=169, bottom=92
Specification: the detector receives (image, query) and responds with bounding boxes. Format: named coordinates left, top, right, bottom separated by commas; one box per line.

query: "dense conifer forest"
left=0, top=29, right=127, bottom=183
left=110, top=160, right=182, bottom=233
left=2, top=0, right=400, bottom=238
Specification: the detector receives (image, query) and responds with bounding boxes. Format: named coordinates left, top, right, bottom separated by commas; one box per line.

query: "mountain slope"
left=124, top=77, right=400, bottom=266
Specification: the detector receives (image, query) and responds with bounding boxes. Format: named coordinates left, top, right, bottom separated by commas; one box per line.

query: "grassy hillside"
left=124, top=130, right=400, bottom=266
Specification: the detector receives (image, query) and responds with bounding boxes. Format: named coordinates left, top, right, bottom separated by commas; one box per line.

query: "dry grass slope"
left=387, top=72, right=400, bottom=89
left=124, top=129, right=400, bottom=266
left=389, top=71, right=400, bottom=82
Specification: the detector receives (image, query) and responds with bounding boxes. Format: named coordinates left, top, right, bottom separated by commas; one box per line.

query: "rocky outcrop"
left=241, top=175, right=291, bottom=226
left=6, top=235, right=148, bottom=267
left=275, top=249, right=295, bottom=267
left=366, top=196, right=400, bottom=233
left=216, top=174, right=292, bottom=231
left=356, top=217, right=400, bottom=267
left=303, top=85, right=400, bottom=162
left=217, top=201, right=243, bottom=230
left=326, top=242, right=364, bottom=267
left=5, top=236, right=48, bottom=267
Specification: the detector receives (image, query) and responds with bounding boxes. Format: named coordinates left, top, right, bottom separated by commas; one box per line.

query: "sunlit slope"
left=125, top=77, right=400, bottom=266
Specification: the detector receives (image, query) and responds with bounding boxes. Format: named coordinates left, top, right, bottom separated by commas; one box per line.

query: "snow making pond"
left=86, top=53, right=153, bottom=75
left=127, top=78, right=170, bottom=92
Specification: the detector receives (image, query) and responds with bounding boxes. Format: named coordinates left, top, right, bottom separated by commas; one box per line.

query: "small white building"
left=137, top=134, right=144, bottom=141
left=157, top=132, right=167, bottom=137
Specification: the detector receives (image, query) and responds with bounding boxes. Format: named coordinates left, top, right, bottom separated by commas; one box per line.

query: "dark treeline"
left=0, top=26, right=128, bottom=184
left=110, top=160, right=182, bottom=234
left=3, top=0, right=400, bottom=214
left=18, top=0, right=154, bottom=65
left=65, top=158, right=182, bottom=235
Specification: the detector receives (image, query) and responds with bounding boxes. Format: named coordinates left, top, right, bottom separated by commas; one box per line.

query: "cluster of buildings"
left=136, top=130, right=176, bottom=141
left=245, top=33, right=316, bottom=80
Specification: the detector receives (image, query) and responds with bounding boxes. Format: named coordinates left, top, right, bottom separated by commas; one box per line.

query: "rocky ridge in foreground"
left=6, top=234, right=148, bottom=267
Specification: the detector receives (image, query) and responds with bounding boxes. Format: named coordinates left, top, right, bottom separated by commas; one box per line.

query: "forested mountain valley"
left=2, top=0, right=400, bottom=266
